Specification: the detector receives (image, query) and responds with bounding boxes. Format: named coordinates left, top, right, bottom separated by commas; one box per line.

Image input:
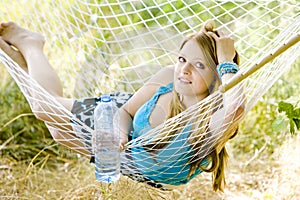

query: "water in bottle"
left=93, top=94, right=120, bottom=183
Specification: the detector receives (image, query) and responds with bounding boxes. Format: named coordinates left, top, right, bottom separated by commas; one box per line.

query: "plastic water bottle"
left=93, top=94, right=120, bottom=183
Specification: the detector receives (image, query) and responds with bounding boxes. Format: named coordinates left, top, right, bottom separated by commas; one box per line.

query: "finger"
left=216, top=29, right=230, bottom=38
left=120, top=143, right=128, bottom=152
left=217, top=29, right=225, bottom=37
left=206, top=31, right=219, bottom=41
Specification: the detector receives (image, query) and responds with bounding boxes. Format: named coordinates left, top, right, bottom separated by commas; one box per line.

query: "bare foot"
left=0, top=22, right=45, bottom=55
left=0, top=38, right=27, bottom=71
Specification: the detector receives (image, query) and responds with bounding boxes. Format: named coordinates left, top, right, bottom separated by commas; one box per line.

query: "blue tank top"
left=131, top=83, right=209, bottom=185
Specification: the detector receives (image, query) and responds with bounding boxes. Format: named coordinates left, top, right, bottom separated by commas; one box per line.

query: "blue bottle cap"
left=101, top=94, right=111, bottom=102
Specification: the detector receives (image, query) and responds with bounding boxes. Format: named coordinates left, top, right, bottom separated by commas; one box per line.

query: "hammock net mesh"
left=0, top=0, right=299, bottom=188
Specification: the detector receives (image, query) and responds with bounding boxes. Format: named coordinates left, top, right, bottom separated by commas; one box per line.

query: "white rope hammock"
left=1, top=0, right=299, bottom=190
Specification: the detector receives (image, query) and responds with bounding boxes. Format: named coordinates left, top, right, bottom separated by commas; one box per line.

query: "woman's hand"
left=120, top=133, right=128, bottom=151
left=118, top=106, right=133, bottom=152
left=202, top=19, right=236, bottom=64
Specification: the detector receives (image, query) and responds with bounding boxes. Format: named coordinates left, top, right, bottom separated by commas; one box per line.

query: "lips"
left=178, top=77, right=192, bottom=84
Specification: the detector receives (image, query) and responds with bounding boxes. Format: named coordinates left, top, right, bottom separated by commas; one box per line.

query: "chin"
left=174, top=83, right=192, bottom=96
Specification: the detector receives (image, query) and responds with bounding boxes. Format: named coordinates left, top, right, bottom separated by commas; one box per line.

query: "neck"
left=181, top=93, right=208, bottom=108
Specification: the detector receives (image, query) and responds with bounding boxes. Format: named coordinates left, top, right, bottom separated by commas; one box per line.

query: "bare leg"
left=0, top=22, right=90, bottom=156
left=0, top=22, right=66, bottom=99
left=0, top=22, right=74, bottom=111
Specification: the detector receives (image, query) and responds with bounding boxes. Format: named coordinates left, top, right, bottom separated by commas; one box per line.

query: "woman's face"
left=174, top=39, right=215, bottom=100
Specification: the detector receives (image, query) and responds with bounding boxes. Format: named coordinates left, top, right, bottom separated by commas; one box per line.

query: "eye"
left=195, top=62, right=205, bottom=69
left=178, top=57, right=186, bottom=63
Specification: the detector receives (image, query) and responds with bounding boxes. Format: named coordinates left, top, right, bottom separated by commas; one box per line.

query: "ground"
left=1, top=134, right=300, bottom=199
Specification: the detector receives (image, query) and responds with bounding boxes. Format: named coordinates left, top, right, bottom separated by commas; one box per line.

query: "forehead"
left=180, top=39, right=204, bottom=60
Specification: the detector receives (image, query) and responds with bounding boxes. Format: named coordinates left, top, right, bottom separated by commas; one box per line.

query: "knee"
left=30, top=97, right=73, bottom=123
left=31, top=102, right=48, bottom=121
left=48, top=128, right=71, bottom=147
left=48, top=128, right=91, bottom=156
left=227, top=103, right=245, bottom=120
left=31, top=101, right=63, bottom=123
left=235, top=104, right=245, bottom=119
left=50, top=129, right=64, bottom=143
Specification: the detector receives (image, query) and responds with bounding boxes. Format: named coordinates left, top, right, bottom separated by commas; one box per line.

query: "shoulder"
left=147, top=65, right=174, bottom=85
left=122, top=65, right=175, bottom=117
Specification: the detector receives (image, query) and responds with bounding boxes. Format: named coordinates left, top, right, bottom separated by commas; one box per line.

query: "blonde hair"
left=145, top=26, right=240, bottom=192
left=174, top=28, right=239, bottom=192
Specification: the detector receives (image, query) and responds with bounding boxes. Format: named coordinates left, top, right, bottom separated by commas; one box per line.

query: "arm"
left=210, top=73, right=245, bottom=153
left=119, top=65, right=175, bottom=150
left=207, top=29, right=245, bottom=153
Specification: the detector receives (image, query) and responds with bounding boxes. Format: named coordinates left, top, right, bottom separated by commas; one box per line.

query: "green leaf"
left=278, top=101, right=294, bottom=118
left=289, top=118, right=295, bottom=135
left=293, top=108, right=300, bottom=118
left=272, top=117, right=287, bottom=132
left=293, top=118, right=300, bottom=130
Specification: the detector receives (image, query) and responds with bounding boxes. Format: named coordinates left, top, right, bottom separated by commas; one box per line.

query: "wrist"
left=217, top=62, right=239, bottom=78
left=218, top=57, right=234, bottom=64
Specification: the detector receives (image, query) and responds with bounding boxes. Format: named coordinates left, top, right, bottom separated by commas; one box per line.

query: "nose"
left=181, top=61, right=192, bottom=75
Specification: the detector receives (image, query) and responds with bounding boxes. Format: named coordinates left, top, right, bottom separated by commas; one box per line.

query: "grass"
left=1, top=134, right=300, bottom=199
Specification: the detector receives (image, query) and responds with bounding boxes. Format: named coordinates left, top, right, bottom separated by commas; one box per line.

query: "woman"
left=0, top=20, right=244, bottom=191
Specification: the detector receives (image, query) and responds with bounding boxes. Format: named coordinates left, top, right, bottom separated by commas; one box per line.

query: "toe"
left=0, top=22, right=15, bottom=35
left=1, top=21, right=14, bottom=28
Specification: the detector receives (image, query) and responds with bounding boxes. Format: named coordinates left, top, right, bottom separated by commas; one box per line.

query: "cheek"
left=194, top=72, right=214, bottom=88
left=205, top=75, right=215, bottom=87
